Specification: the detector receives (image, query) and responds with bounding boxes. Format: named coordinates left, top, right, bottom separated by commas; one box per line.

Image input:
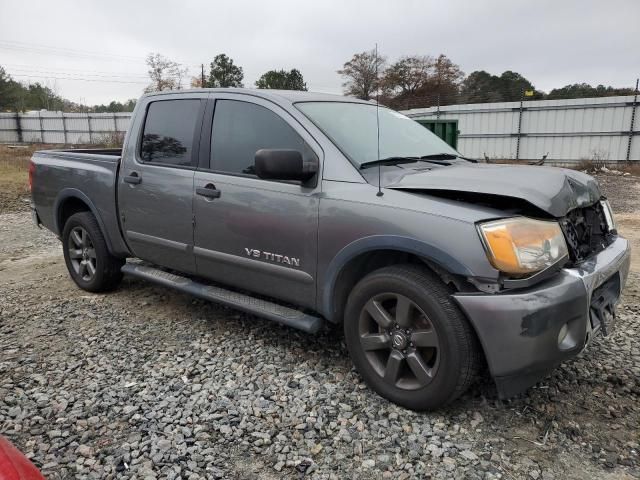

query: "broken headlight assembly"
left=478, top=217, right=568, bottom=276
left=600, top=199, right=616, bottom=232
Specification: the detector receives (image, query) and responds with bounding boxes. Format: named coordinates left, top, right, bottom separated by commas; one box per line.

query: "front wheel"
left=344, top=264, right=481, bottom=410
left=62, top=212, right=124, bottom=292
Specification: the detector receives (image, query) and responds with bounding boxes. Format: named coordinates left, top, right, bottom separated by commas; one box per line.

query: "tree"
left=1, top=64, right=135, bottom=113
left=0, top=66, right=22, bottom=111
left=383, top=56, right=432, bottom=97
left=206, top=54, right=244, bottom=88
left=26, top=82, right=67, bottom=111
left=547, top=83, right=636, bottom=100
left=428, top=54, right=464, bottom=98
left=497, top=71, right=542, bottom=101
left=255, top=68, right=307, bottom=90
left=382, top=54, right=463, bottom=109
left=90, top=99, right=136, bottom=113
left=460, top=70, right=542, bottom=103
left=460, top=70, right=502, bottom=103
left=407, top=54, right=464, bottom=107
left=144, top=53, right=187, bottom=93
left=338, top=50, right=386, bottom=100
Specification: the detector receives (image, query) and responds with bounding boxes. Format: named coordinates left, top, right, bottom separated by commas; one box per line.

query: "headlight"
left=478, top=217, right=568, bottom=275
left=601, top=199, right=616, bottom=231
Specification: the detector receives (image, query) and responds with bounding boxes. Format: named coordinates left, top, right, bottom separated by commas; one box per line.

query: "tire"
left=344, top=264, right=481, bottom=410
left=62, top=212, right=124, bottom=292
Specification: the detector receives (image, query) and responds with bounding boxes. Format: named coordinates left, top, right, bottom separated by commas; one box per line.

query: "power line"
left=0, top=39, right=146, bottom=62
left=3, top=62, right=149, bottom=77
left=0, top=40, right=201, bottom=68
left=7, top=67, right=149, bottom=80
left=10, top=74, right=149, bottom=85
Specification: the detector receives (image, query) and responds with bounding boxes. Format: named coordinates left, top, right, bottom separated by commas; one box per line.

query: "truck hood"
left=385, top=163, right=602, bottom=217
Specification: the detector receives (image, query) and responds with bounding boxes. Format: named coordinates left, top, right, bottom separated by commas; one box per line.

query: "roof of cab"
left=142, top=88, right=372, bottom=105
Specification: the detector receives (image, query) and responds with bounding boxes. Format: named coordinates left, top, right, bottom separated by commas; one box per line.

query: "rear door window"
left=140, top=99, right=201, bottom=167
left=210, top=99, right=314, bottom=176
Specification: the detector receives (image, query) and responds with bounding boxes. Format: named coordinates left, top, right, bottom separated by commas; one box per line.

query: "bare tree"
left=144, top=53, right=188, bottom=93
left=430, top=54, right=464, bottom=92
left=338, top=50, right=386, bottom=100
left=173, top=64, right=188, bottom=90
left=383, top=55, right=433, bottom=97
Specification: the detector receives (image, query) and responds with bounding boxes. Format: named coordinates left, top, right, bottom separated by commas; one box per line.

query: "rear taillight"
left=28, top=161, right=35, bottom=192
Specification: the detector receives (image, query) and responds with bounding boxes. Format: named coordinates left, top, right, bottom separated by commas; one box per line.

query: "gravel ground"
left=1, top=174, right=639, bottom=479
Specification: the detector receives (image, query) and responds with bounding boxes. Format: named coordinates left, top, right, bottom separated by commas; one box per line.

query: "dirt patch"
left=595, top=173, right=640, bottom=214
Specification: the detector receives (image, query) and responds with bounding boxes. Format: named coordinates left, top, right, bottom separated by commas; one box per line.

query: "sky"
left=1, top=0, right=638, bottom=105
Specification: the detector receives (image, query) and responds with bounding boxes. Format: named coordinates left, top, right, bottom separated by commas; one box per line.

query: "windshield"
left=296, top=101, right=458, bottom=167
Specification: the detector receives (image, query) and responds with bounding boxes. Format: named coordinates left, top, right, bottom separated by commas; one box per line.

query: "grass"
left=0, top=145, right=33, bottom=203
left=0, top=143, right=118, bottom=213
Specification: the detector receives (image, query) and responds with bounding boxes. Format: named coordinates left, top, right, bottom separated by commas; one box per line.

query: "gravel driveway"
left=1, top=175, right=639, bottom=479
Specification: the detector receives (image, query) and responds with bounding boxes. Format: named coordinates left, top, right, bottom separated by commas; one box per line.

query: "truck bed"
left=30, top=147, right=129, bottom=256
left=33, top=147, right=122, bottom=162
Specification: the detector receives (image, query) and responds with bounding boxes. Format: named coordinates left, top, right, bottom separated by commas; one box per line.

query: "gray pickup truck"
left=30, top=89, right=630, bottom=410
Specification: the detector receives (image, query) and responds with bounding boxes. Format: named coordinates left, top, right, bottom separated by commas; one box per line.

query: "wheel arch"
left=320, top=235, right=475, bottom=324
left=54, top=188, right=116, bottom=255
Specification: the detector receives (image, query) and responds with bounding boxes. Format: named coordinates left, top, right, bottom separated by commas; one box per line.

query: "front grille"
left=560, top=202, right=614, bottom=263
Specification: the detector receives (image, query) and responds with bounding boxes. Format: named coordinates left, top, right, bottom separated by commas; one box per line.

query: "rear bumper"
left=453, top=235, right=631, bottom=398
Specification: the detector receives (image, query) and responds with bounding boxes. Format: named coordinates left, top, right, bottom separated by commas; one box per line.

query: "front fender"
left=320, top=235, right=475, bottom=321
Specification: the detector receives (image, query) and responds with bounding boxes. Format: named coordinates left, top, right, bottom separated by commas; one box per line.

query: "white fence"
left=402, top=95, right=640, bottom=164
left=0, top=112, right=131, bottom=144
left=2, top=95, right=639, bottom=163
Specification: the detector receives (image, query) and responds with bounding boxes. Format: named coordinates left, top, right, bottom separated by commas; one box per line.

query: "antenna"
left=375, top=43, right=383, bottom=197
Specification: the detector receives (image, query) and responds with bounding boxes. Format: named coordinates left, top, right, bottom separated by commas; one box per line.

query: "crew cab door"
left=118, top=94, right=206, bottom=273
left=193, top=94, right=321, bottom=308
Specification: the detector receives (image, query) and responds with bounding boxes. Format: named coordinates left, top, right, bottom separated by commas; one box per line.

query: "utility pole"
left=201, top=64, right=206, bottom=88
left=15, top=112, right=22, bottom=143
left=515, top=89, right=525, bottom=161
left=626, top=78, right=639, bottom=162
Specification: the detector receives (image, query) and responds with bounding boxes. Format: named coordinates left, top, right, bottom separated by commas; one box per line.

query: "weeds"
left=92, top=131, right=125, bottom=148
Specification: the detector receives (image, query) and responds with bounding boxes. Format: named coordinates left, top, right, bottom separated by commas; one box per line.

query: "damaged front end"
left=386, top=163, right=602, bottom=218
left=386, top=163, right=630, bottom=398
left=386, top=163, right=615, bottom=290
left=560, top=200, right=616, bottom=264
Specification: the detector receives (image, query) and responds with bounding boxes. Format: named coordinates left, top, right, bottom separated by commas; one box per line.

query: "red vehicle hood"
left=0, top=437, right=45, bottom=480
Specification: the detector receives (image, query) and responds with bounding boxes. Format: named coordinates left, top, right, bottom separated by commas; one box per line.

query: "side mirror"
left=254, top=149, right=318, bottom=182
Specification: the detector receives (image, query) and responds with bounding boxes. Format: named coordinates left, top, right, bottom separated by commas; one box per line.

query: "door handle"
left=196, top=183, right=221, bottom=199
left=124, top=172, right=141, bottom=185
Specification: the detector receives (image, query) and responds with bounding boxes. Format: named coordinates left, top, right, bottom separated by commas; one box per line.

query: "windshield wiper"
left=420, top=153, right=478, bottom=163
left=360, top=156, right=420, bottom=169
left=360, top=153, right=472, bottom=170
left=418, top=153, right=457, bottom=160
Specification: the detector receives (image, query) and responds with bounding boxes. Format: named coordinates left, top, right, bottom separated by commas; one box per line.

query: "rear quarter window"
left=140, top=99, right=201, bottom=167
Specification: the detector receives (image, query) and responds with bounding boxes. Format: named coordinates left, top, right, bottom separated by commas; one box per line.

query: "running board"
left=121, top=263, right=324, bottom=334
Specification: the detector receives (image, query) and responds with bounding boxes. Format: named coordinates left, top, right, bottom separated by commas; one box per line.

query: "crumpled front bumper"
left=453, top=235, right=631, bottom=398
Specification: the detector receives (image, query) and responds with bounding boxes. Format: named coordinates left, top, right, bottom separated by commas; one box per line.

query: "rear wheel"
left=344, top=264, right=480, bottom=410
left=62, top=212, right=124, bottom=292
